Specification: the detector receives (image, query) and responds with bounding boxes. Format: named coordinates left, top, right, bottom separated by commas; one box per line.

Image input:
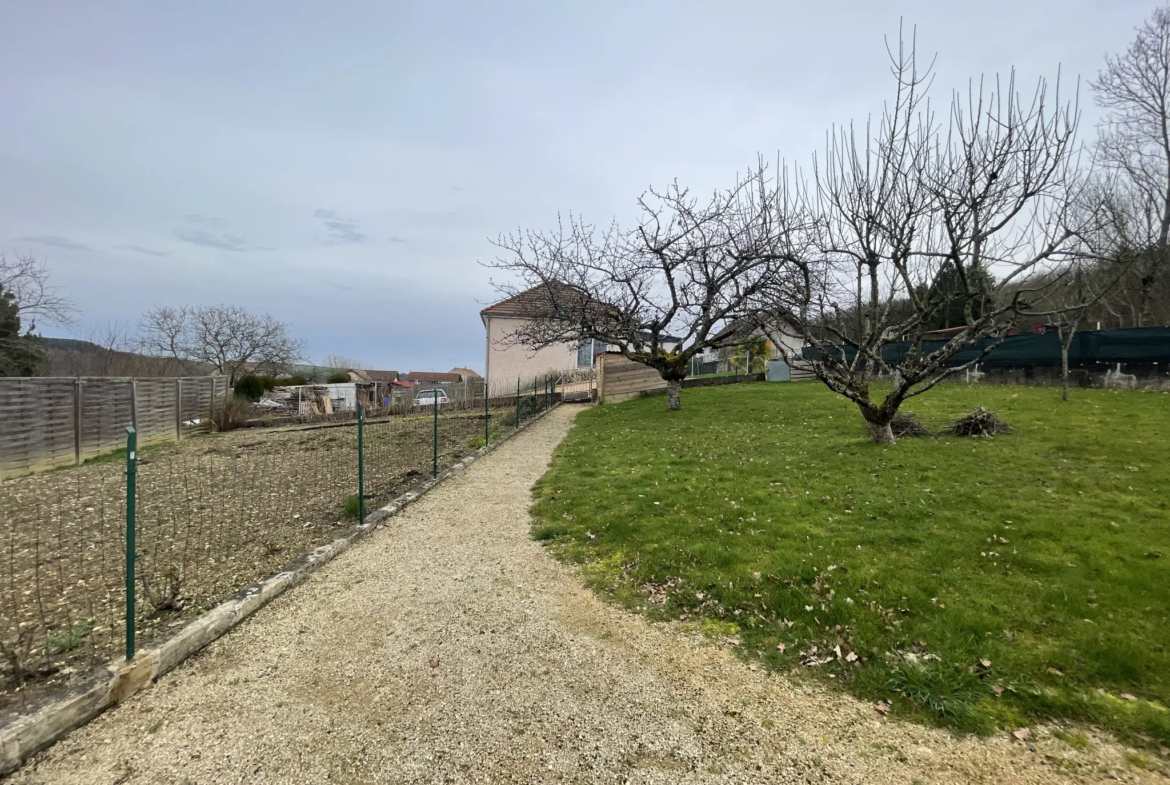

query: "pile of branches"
left=948, top=407, right=1012, bottom=437
left=890, top=412, right=932, bottom=438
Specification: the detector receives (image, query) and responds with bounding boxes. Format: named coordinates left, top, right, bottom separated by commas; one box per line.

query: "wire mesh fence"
left=0, top=372, right=562, bottom=718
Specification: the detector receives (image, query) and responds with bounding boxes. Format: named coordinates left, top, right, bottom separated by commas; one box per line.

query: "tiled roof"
left=449, top=367, right=481, bottom=378
left=348, top=369, right=399, bottom=383
left=480, top=281, right=588, bottom=318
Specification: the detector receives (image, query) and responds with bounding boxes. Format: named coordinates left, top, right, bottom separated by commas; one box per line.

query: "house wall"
left=767, top=326, right=805, bottom=359
left=484, top=316, right=580, bottom=390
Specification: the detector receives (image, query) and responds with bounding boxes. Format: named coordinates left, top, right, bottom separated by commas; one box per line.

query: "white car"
left=413, top=388, right=449, bottom=407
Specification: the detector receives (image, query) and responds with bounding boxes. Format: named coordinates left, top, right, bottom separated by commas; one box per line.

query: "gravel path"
left=13, top=405, right=1157, bottom=784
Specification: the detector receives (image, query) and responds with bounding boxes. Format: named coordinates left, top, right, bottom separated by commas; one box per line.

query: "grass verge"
left=531, top=382, right=1170, bottom=749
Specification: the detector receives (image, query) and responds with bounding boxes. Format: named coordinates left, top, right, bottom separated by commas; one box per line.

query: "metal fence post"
left=484, top=379, right=490, bottom=446
left=432, top=391, right=439, bottom=478
left=515, top=377, right=520, bottom=425
left=124, top=426, right=137, bottom=662
left=357, top=402, right=365, bottom=524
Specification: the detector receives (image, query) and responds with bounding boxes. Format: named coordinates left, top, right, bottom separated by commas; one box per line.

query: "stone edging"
left=0, top=403, right=565, bottom=775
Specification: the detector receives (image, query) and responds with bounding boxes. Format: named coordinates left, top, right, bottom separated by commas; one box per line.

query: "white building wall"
left=484, top=316, right=580, bottom=391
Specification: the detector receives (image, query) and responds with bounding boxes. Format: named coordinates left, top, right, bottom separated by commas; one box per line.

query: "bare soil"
left=0, top=412, right=488, bottom=718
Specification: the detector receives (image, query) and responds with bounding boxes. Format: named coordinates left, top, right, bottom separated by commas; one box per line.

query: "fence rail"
left=0, top=377, right=228, bottom=479
left=0, top=372, right=560, bottom=720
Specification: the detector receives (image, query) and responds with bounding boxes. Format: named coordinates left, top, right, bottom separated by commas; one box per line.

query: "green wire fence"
left=0, top=372, right=564, bottom=717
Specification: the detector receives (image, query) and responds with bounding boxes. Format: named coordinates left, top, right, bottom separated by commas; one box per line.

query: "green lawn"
left=532, top=382, right=1170, bottom=748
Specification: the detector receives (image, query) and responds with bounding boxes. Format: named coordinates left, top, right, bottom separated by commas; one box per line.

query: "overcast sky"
left=0, top=1, right=1158, bottom=374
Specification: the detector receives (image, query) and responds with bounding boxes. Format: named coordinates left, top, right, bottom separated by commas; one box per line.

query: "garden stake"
left=124, top=426, right=137, bottom=662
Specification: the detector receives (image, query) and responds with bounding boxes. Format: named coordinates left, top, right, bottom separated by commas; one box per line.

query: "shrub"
left=327, top=372, right=350, bottom=383
left=233, top=375, right=272, bottom=401
left=343, top=494, right=361, bottom=518
left=234, top=375, right=308, bottom=400
left=210, top=393, right=253, bottom=431
left=48, top=619, right=93, bottom=655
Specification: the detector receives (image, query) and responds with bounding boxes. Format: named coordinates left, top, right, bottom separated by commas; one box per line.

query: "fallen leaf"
left=833, top=644, right=842, bottom=659
left=777, top=643, right=786, bottom=653
left=1119, top=693, right=1138, bottom=701
left=1046, top=667, right=1063, bottom=677
left=992, top=685, right=1005, bottom=696
left=845, top=651, right=859, bottom=663
left=874, top=701, right=891, bottom=715
left=979, top=658, right=992, bottom=669
left=1012, top=728, right=1032, bottom=742
left=428, top=656, right=441, bottom=669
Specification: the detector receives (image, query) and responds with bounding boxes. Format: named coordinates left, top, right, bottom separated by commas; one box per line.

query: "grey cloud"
left=388, top=236, right=407, bottom=243
left=15, top=235, right=92, bottom=251
left=173, top=228, right=270, bottom=252
left=314, top=209, right=367, bottom=245
left=116, top=244, right=168, bottom=257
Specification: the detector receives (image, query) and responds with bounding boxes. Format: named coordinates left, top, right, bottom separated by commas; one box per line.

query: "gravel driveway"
left=13, top=405, right=1157, bottom=784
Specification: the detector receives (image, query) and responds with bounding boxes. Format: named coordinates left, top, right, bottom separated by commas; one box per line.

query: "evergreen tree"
left=0, top=285, right=43, bottom=376
left=923, top=264, right=996, bottom=331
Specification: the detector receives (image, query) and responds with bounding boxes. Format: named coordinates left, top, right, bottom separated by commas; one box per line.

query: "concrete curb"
left=0, top=403, right=567, bottom=775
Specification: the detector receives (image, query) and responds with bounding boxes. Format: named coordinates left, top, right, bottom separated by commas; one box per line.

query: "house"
left=481, top=283, right=683, bottom=387
left=713, top=316, right=804, bottom=364
left=448, top=367, right=481, bottom=382
left=481, top=283, right=593, bottom=386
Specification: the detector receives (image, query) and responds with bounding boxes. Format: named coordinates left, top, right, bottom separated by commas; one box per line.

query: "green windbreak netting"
left=802, top=327, right=1170, bottom=368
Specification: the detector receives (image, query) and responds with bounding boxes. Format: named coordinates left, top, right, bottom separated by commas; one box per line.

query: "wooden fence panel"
left=136, top=378, right=179, bottom=446
left=0, top=376, right=225, bottom=478
left=597, top=354, right=668, bottom=404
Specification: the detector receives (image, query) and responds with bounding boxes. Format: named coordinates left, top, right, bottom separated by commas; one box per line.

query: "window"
left=577, top=339, right=606, bottom=367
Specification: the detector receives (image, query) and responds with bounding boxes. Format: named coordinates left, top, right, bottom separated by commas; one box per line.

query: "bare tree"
left=0, top=253, right=76, bottom=329
left=488, top=165, right=808, bottom=410
left=322, top=354, right=366, bottom=371
left=0, top=253, right=76, bottom=376
left=1092, top=6, right=1170, bottom=326
left=138, top=305, right=306, bottom=385
left=1015, top=261, right=1113, bottom=401
left=759, top=31, right=1095, bottom=442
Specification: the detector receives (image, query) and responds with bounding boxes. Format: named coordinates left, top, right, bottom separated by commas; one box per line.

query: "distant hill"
left=35, top=335, right=208, bottom=377
left=39, top=337, right=109, bottom=353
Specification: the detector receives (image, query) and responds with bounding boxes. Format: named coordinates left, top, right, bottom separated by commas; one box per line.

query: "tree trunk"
left=1061, top=343, right=1070, bottom=402
left=860, top=405, right=896, bottom=444
left=1059, top=323, right=1076, bottom=402
left=666, top=380, right=682, bottom=411
left=866, top=419, right=895, bottom=444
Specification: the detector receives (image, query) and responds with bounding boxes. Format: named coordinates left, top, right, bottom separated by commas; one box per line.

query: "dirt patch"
left=0, top=412, right=489, bottom=718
